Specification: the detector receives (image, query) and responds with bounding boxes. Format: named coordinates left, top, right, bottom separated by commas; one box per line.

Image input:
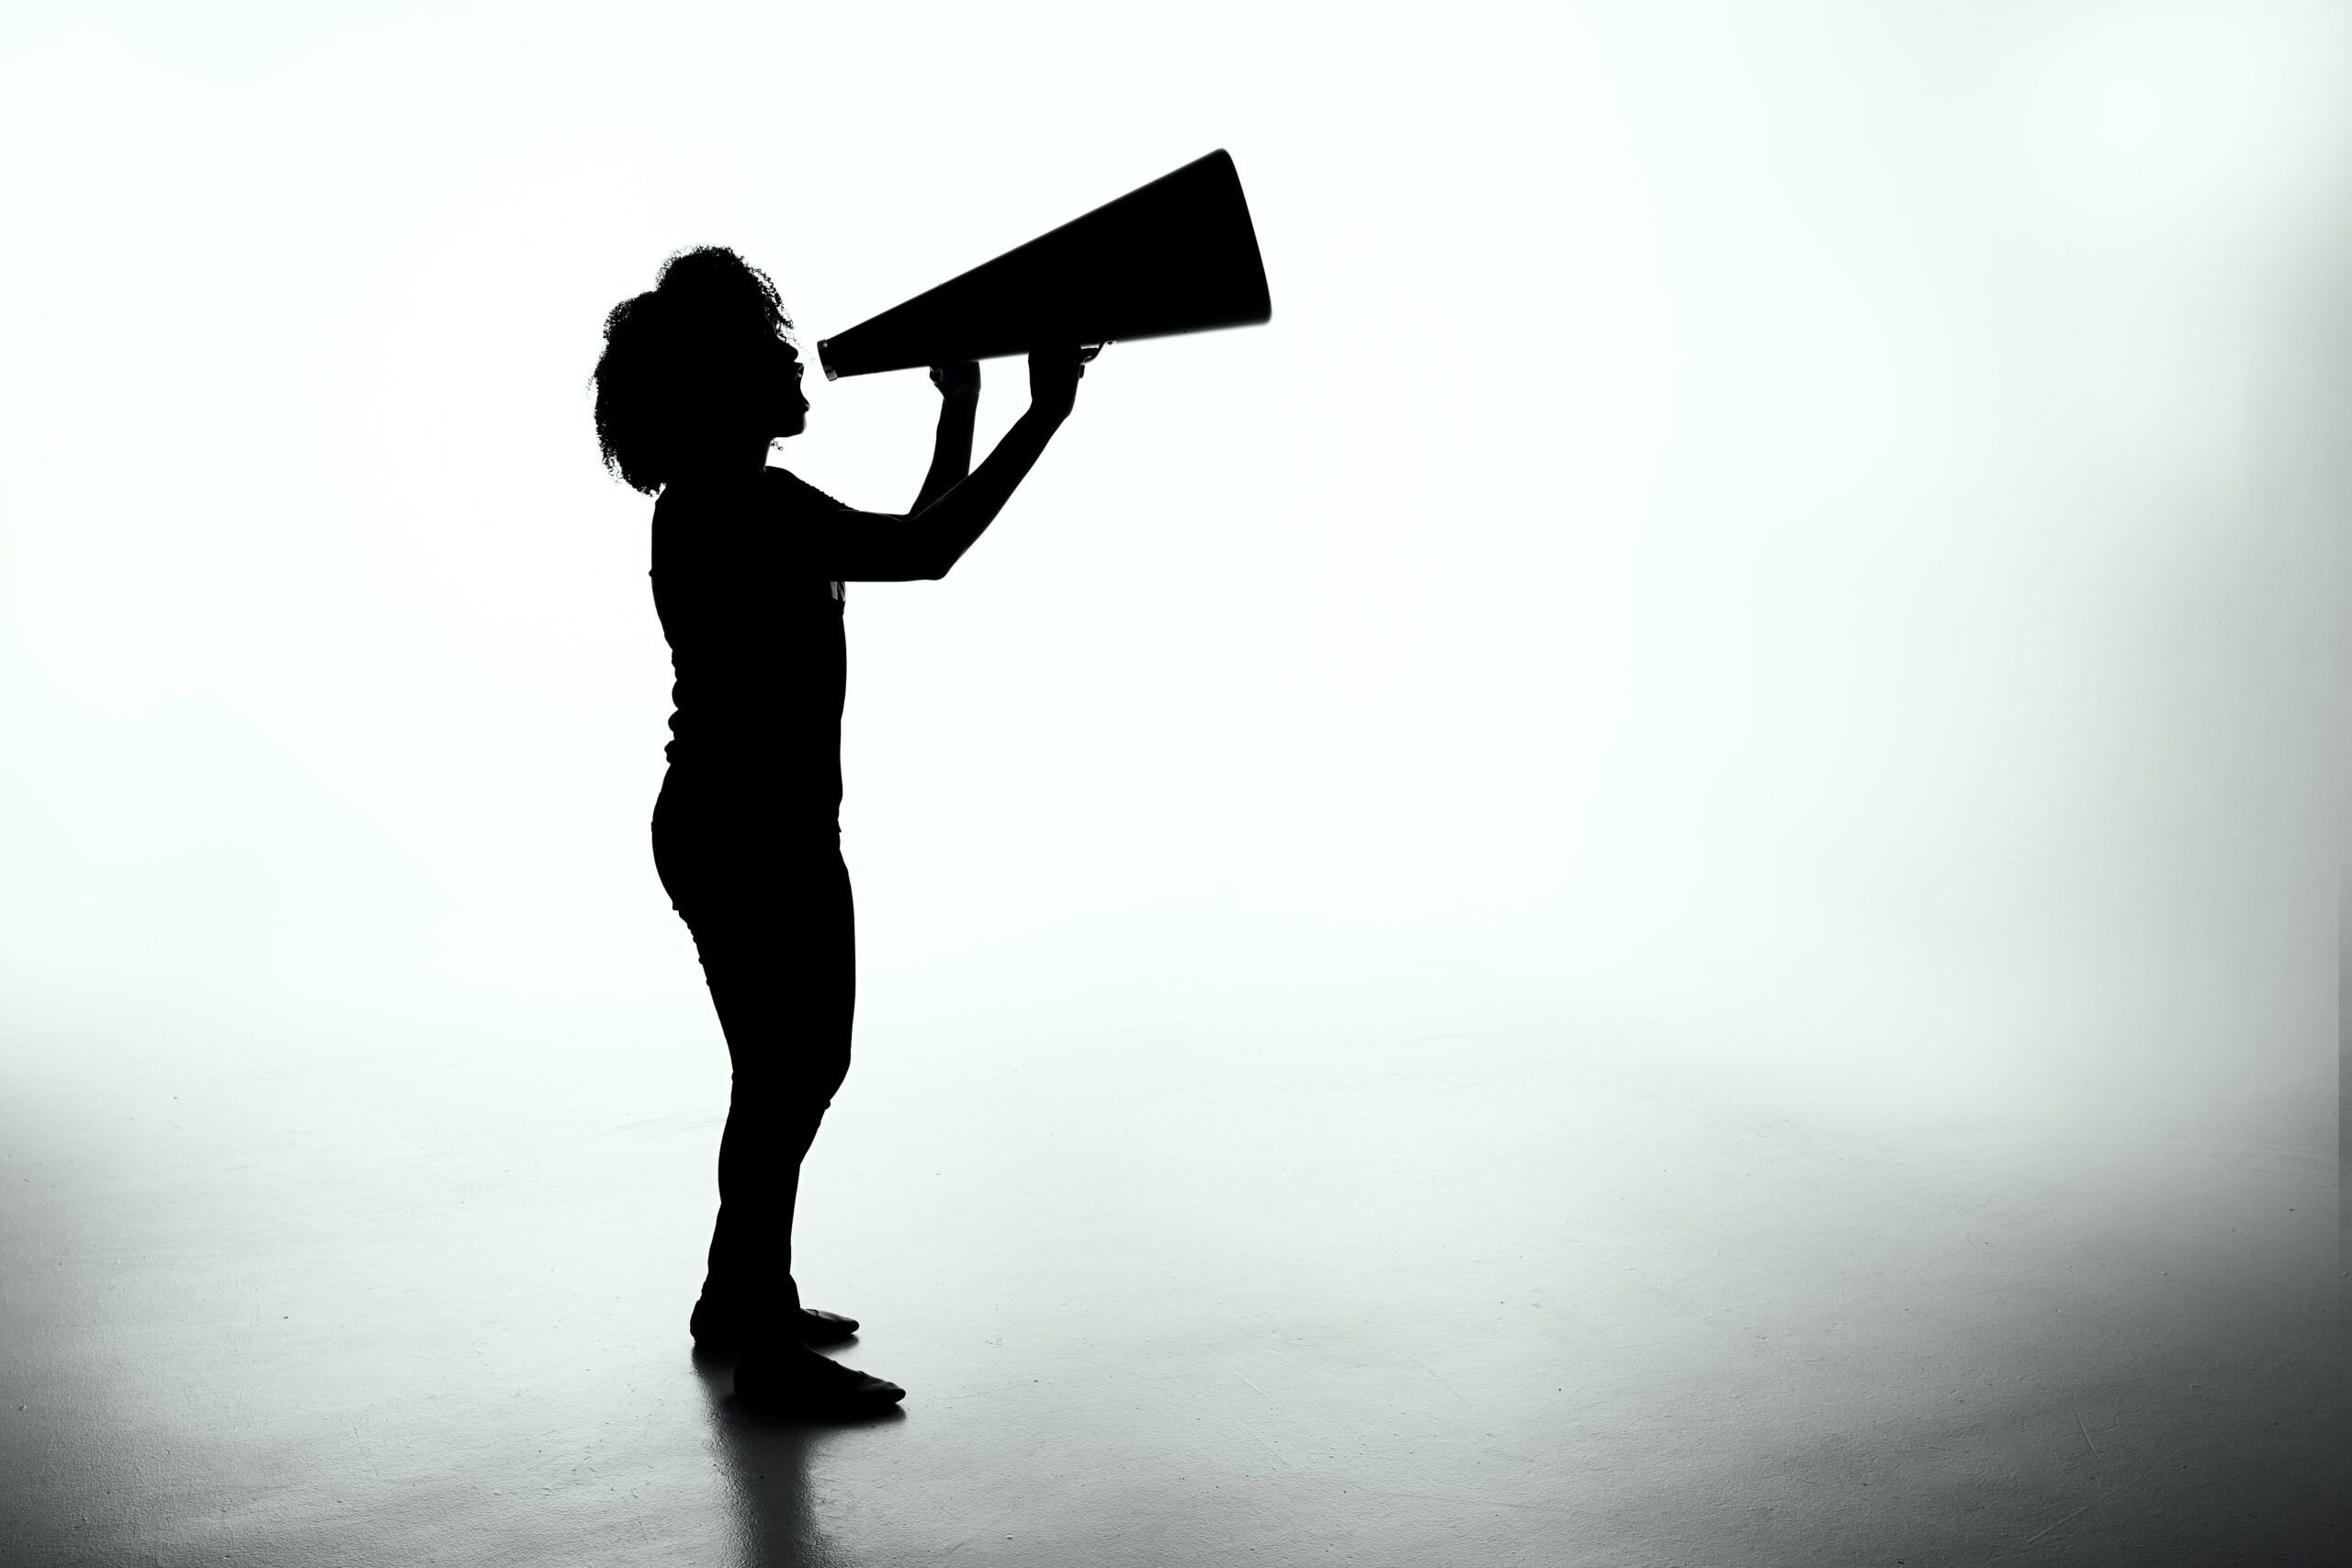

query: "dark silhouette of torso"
left=652, top=468, right=852, bottom=829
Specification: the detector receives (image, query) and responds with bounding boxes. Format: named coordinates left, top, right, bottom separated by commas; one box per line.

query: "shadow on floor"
left=692, top=1346, right=906, bottom=1568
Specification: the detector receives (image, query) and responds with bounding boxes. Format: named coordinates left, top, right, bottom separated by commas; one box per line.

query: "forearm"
left=908, top=405, right=1066, bottom=577
left=910, top=395, right=977, bottom=513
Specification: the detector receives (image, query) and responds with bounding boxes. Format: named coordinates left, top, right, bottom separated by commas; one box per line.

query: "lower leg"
left=701, top=1096, right=821, bottom=1313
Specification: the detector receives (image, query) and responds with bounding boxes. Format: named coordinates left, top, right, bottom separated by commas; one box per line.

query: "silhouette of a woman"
left=594, top=247, right=1081, bottom=1415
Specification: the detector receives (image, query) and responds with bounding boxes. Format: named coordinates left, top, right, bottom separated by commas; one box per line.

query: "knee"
left=731, top=1055, right=850, bottom=1109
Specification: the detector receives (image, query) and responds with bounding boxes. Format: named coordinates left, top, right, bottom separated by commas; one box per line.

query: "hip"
left=653, top=770, right=842, bottom=901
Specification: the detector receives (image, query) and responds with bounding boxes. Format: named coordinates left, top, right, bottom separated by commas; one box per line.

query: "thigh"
left=669, top=839, right=855, bottom=1087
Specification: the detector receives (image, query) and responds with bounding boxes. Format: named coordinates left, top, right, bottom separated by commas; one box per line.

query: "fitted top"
left=650, top=467, right=851, bottom=825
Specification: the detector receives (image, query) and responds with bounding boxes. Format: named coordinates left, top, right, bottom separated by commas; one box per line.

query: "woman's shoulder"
left=650, top=479, right=741, bottom=574
left=655, top=469, right=751, bottom=513
left=761, top=466, right=851, bottom=513
left=651, top=468, right=853, bottom=572
left=658, top=467, right=847, bottom=520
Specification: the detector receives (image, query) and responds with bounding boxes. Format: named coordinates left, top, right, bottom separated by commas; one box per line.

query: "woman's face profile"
left=763, top=335, right=809, bottom=443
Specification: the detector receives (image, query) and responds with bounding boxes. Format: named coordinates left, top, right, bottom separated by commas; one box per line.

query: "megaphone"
left=815, top=150, right=1272, bottom=380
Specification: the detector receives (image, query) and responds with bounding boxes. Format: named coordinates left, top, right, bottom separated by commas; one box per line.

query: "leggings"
left=652, top=783, right=854, bottom=1314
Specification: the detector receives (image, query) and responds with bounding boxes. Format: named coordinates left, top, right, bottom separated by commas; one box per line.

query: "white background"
left=4, top=0, right=2346, bottom=1140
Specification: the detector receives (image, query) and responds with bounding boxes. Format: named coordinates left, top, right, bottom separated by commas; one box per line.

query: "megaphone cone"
left=816, top=150, right=1272, bottom=379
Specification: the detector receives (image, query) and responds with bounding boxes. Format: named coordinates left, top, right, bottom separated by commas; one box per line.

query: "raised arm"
left=810, top=348, right=1085, bottom=581
left=909, top=361, right=979, bottom=514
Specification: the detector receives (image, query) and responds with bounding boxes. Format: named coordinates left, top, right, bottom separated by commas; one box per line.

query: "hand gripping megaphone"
left=815, top=150, right=1272, bottom=379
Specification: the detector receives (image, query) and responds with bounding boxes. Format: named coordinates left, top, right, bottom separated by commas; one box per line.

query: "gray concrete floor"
left=3, top=974, right=2343, bottom=1566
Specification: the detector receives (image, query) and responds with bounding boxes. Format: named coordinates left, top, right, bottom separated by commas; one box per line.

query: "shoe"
left=791, top=1307, right=860, bottom=1346
left=691, top=1297, right=861, bottom=1349
left=733, top=1344, right=906, bottom=1416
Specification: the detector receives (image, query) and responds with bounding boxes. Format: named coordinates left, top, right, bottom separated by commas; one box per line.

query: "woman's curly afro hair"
left=594, top=246, right=796, bottom=495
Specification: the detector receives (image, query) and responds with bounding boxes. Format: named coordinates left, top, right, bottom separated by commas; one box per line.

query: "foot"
left=733, top=1343, right=905, bottom=1416
left=691, top=1297, right=860, bottom=1349
left=790, top=1307, right=860, bottom=1346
